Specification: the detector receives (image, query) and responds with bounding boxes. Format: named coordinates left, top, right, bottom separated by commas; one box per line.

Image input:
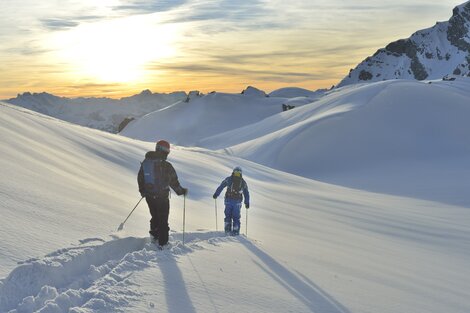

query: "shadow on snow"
left=239, top=236, right=351, bottom=313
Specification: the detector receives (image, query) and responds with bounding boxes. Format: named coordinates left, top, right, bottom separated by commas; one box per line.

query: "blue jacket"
left=214, top=176, right=250, bottom=205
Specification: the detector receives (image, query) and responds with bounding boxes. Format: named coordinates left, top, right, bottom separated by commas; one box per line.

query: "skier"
left=213, top=166, right=250, bottom=235
left=137, top=140, right=187, bottom=247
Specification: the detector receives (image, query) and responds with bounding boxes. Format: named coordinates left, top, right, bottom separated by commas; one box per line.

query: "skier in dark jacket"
left=137, top=140, right=187, bottom=246
left=213, top=166, right=250, bottom=235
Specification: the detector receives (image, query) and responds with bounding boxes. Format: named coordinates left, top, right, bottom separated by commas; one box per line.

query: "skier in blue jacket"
left=213, top=166, right=250, bottom=235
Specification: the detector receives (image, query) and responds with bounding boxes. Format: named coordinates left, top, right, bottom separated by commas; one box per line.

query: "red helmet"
left=156, top=140, right=170, bottom=153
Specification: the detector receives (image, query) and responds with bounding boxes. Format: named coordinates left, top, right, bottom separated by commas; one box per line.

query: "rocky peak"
left=338, top=1, right=470, bottom=87
left=448, top=1, right=470, bottom=52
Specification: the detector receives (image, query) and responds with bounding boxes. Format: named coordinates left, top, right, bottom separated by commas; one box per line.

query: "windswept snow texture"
left=1, top=100, right=470, bottom=313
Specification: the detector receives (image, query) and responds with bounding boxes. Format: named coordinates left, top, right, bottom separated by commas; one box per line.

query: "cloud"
left=181, top=42, right=370, bottom=68
left=40, top=18, right=80, bottom=31
left=7, top=46, right=51, bottom=56
left=40, top=15, right=105, bottom=31
left=162, top=0, right=285, bottom=31
left=156, top=40, right=367, bottom=83
left=211, top=48, right=364, bottom=64
left=113, top=0, right=188, bottom=14
left=150, top=62, right=325, bottom=82
left=174, top=0, right=268, bottom=21
left=112, top=0, right=266, bottom=23
left=67, top=82, right=124, bottom=89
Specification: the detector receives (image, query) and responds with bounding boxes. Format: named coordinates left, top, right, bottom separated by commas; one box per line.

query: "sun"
left=51, top=15, right=178, bottom=83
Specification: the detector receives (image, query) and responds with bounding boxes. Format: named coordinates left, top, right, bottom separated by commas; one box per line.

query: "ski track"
left=0, top=231, right=237, bottom=313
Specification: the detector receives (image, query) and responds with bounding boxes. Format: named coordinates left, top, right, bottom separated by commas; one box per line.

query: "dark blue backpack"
left=142, top=158, right=165, bottom=194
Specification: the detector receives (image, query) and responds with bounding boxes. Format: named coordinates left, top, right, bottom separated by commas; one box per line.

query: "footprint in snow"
left=0, top=231, right=238, bottom=313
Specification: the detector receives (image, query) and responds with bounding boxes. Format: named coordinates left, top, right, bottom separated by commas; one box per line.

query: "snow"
left=4, top=90, right=186, bottom=133
left=338, top=2, right=470, bottom=86
left=120, top=91, right=288, bottom=145
left=241, top=86, right=268, bottom=97
left=269, top=86, right=327, bottom=99
left=1, top=74, right=470, bottom=313
left=121, top=78, right=470, bottom=208
left=224, top=79, right=470, bottom=206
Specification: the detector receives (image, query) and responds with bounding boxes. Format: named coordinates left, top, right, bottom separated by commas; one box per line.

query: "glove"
left=213, top=194, right=217, bottom=199
left=245, top=203, right=249, bottom=209
left=180, top=187, right=188, bottom=196
left=140, top=190, right=146, bottom=198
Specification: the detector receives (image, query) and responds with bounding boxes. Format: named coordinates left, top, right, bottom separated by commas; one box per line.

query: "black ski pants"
left=146, top=196, right=170, bottom=246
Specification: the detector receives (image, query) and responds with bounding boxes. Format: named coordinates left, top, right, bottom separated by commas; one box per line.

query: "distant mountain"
left=338, top=1, right=470, bottom=87
left=5, top=86, right=317, bottom=134
left=5, top=90, right=187, bottom=133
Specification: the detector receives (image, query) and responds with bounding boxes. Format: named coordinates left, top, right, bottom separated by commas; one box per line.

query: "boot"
left=224, top=221, right=232, bottom=235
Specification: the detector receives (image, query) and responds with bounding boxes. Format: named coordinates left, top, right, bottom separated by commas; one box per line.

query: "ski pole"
left=245, top=207, right=248, bottom=237
left=117, top=197, right=144, bottom=231
left=182, top=193, right=186, bottom=245
left=215, top=199, right=218, bottom=231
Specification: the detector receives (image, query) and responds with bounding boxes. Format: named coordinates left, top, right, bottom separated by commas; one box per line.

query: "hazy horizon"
left=0, top=0, right=464, bottom=99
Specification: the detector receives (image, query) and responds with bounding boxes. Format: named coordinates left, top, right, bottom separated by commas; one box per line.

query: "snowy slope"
left=1, top=102, right=470, bottom=313
left=5, top=90, right=186, bottom=133
left=338, top=1, right=470, bottom=86
left=198, top=79, right=470, bottom=206
left=119, top=78, right=470, bottom=207
left=0, top=102, right=148, bottom=277
left=120, top=91, right=289, bottom=145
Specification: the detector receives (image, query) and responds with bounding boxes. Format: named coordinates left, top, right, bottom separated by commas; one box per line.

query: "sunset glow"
left=50, top=16, right=178, bottom=83
left=0, top=0, right=465, bottom=98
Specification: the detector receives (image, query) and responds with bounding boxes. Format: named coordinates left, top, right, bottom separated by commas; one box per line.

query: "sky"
left=0, top=0, right=465, bottom=99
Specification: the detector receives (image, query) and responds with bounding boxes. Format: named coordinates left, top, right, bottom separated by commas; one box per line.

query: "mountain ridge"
left=4, top=86, right=321, bottom=134
left=5, top=90, right=188, bottom=133
left=338, top=1, right=470, bottom=86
